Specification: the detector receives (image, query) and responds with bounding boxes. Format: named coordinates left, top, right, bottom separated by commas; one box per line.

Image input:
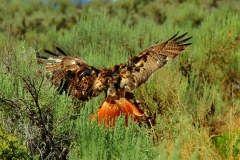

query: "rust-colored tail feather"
left=91, top=98, right=144, bottom=127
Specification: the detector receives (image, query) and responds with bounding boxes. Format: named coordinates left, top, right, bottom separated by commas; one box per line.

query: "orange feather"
left=91, top=98, right=144, bottom=127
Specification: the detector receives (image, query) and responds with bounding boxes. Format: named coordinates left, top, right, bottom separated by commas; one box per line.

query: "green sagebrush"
left=0, top=127, right=29, bottom=160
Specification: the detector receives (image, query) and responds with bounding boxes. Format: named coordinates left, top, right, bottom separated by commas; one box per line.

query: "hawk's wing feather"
left=37, top=48, right=99, bottom=100
left=43, top=49, right=59, bottom=57
left=56, top=47, right=68, bottom=56
left=121, top=32, right=192, bottom=90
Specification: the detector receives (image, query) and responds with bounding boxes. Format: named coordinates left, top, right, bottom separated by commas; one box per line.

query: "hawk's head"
left=91, top=71, right=109, bottom=97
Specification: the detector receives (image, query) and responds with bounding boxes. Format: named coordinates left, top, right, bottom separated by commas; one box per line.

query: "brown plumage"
left=37, top=32, right=192, bottom=127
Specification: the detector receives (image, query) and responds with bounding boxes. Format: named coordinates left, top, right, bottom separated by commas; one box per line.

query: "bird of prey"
left=37, top=32, right=192, bottom=127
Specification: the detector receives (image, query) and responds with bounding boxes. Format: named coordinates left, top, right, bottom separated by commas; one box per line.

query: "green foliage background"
left=0, top=0, right=240, bottom=159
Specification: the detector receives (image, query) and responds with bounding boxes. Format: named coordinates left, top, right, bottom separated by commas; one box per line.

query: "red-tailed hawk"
left=37, top=32, right=192, bottom=127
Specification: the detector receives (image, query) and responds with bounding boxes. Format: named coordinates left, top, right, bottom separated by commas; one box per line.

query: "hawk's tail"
left=91, top=98, right=144, bottom=128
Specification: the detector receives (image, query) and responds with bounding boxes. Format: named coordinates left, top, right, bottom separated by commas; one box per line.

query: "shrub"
left=0, top=127, right=29, bottom=160
left=213, top=132, right=240, bottom=158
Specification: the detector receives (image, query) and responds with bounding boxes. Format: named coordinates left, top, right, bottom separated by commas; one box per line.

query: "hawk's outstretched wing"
left=37, top=47, right=101, bottom=101
left=119, top=32, right=192, bottom=90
